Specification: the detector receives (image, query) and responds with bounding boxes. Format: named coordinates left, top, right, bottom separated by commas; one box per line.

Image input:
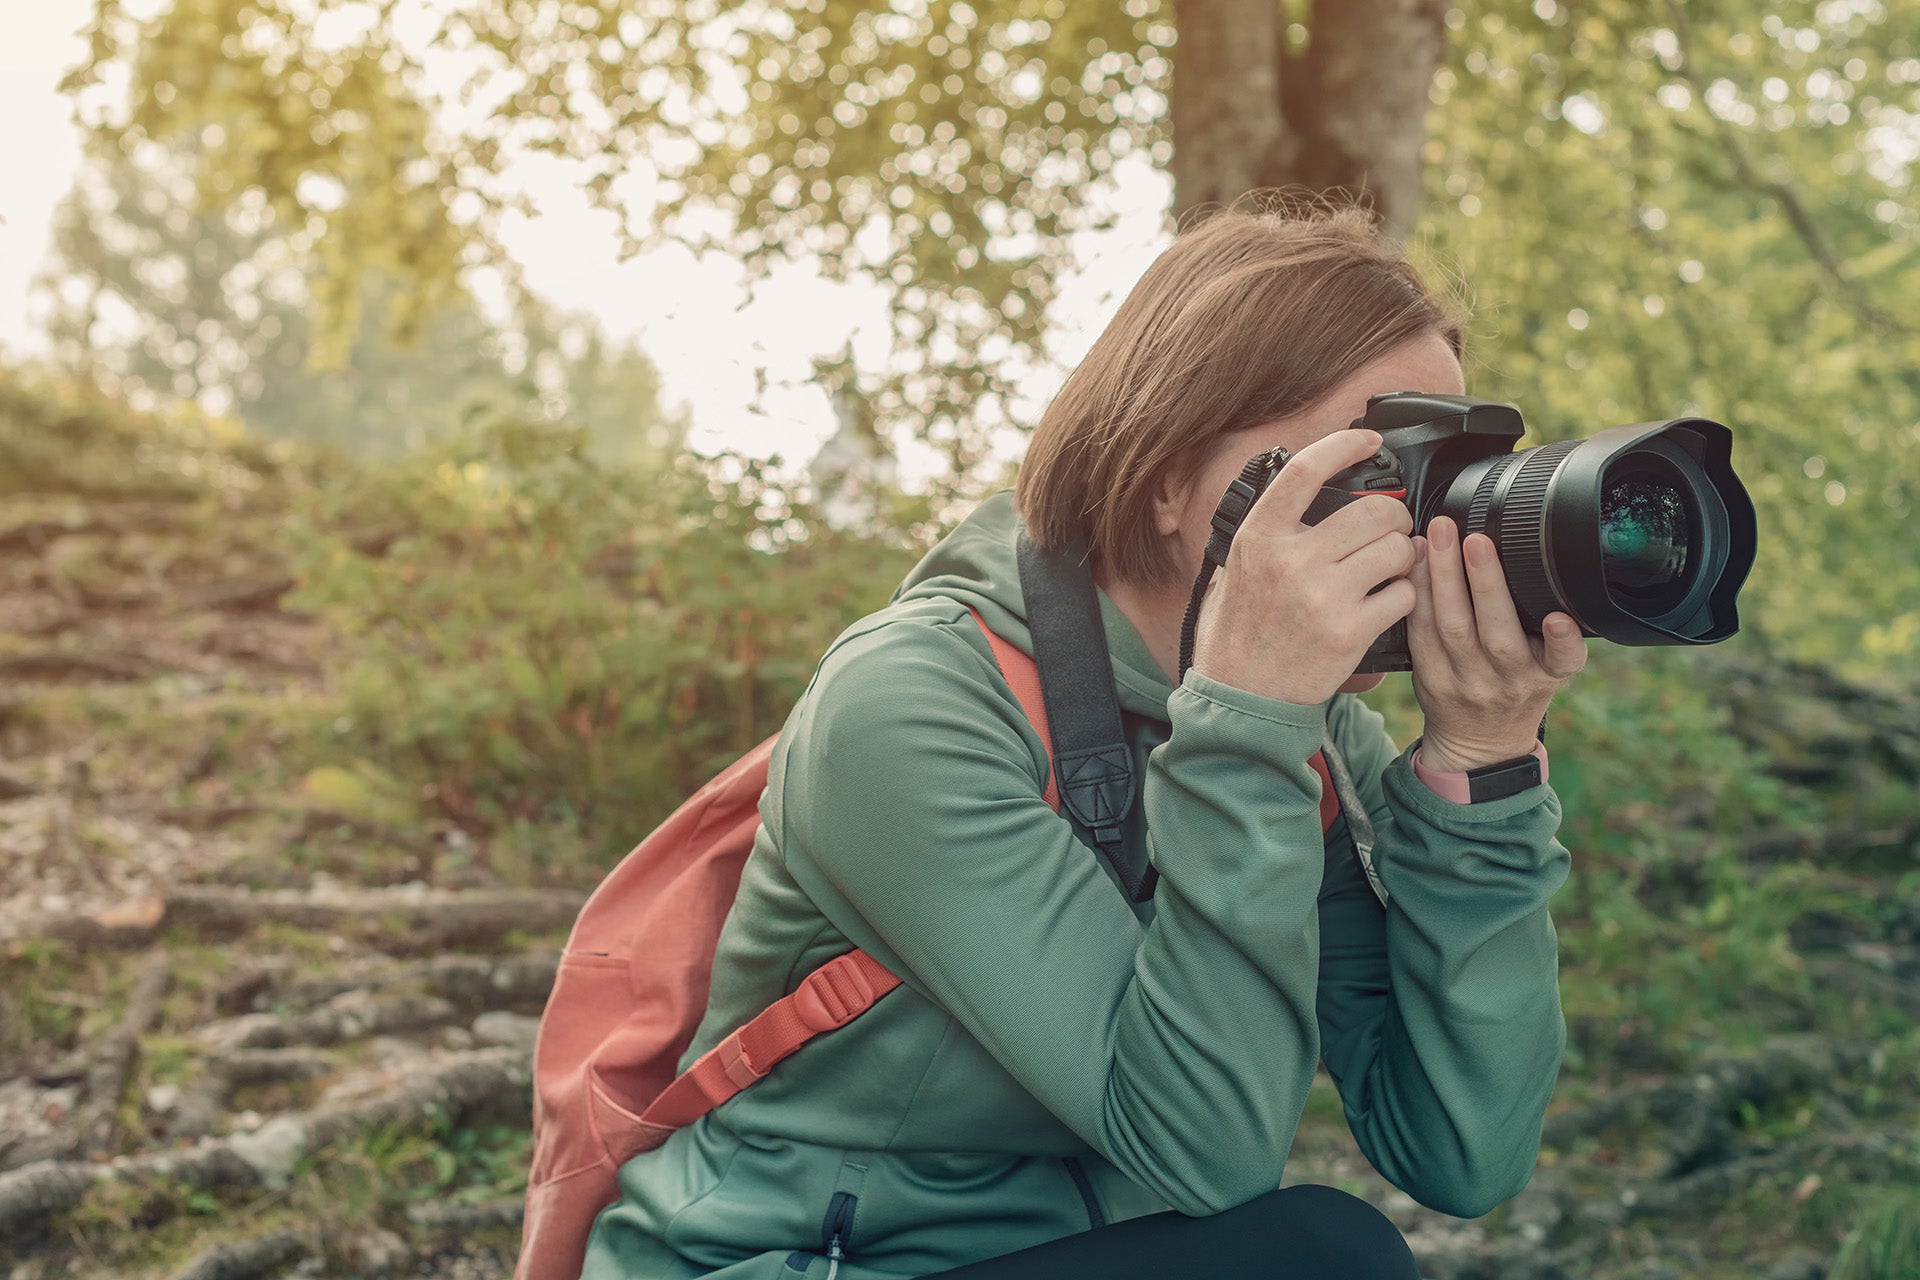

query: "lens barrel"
left=1441, top=419, right=1755, bottom=645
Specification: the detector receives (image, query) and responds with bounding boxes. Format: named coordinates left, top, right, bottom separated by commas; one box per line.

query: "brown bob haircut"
left=1016, top=200, right=1467, bottom=587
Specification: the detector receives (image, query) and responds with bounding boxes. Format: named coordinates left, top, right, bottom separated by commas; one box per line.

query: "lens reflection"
left=1600, top=469, right=1691, bottom=609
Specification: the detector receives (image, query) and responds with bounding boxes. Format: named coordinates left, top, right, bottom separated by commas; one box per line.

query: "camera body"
left=1299, top=391, right=1755, bottom=674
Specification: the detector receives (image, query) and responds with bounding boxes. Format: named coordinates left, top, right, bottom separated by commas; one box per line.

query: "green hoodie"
left=579, top=492, right=1569, bottom=1280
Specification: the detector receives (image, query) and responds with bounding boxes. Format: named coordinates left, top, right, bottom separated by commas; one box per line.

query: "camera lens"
left=1435, top=417, right=1754, bottom=649
left=1599, top=464, right=1693, bottom=613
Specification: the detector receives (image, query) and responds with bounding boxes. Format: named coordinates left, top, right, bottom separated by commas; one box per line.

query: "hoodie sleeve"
left=777, top=612, right=1331, bottom=1216
left=1313, top=693, right=1570, bottom=1218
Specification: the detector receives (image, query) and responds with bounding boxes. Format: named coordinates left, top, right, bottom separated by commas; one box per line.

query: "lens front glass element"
left=1599, top=462, right=1694, bottom=613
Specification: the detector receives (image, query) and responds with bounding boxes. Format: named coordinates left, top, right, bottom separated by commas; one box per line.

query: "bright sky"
left=0, top=0, right=1175, bottom=470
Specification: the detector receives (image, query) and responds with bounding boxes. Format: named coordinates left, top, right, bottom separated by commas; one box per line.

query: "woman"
left=580, top=203, right=1584, bottom=1279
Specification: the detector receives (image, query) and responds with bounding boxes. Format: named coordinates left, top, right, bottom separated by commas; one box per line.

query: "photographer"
left=579, top=205, right=1582, bottom=1279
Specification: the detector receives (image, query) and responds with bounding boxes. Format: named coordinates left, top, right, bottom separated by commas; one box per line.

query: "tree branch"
left=1665, top=0, right=1900, bottom=334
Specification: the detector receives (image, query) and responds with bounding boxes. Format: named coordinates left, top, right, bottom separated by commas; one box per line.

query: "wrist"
left=1417, top=735, right=1541, bottom=773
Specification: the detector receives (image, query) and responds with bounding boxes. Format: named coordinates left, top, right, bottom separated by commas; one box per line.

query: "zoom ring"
left=1492, top=440, right=1581, bottom=631
left=1465, top=452, right=1521, bottom=536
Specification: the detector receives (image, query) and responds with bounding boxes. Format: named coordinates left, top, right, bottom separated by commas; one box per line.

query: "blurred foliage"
left=62, top=0, right=1920, bottom=671
left=1425, top=0, right=1920, bottom=676
left=0, top=362, right=289, bottom=501
left=285, top=414, right=930, bottom=879
left=33, top=134, right=685, bottom=465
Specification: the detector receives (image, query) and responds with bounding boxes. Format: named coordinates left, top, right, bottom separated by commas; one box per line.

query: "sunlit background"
left=2, top=0, right=1176, bottom=472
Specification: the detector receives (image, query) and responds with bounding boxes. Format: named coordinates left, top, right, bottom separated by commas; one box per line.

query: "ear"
left=1150, top=462, right=1192, bottom=539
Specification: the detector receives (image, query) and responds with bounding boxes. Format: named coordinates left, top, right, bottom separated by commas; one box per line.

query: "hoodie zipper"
left=820, top=1190, right=859, bottom=1280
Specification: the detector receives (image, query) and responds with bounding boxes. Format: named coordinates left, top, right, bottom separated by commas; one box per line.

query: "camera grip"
left=1300, top=485, right=1414, bottom=674
left=1299, top=486, right=1362, bottom=527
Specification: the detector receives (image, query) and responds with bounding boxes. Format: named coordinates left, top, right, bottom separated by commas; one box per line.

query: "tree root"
left=2, top=886, right=587, bottom=951
left=78, top=954, right=173, bottom=1158
left=1623, top=1131, right=1915, bottom=1221
left=173, top=576, right=297, bottom=615
left=167, top=1050, right=341, bottom=1142
left=0, top=512, right=180, bottom=555
left=222, top=1049, right=339, bottom=1086
left=1804, top=955, right=1920, bottom=1018
left=1541, top=1035, right=1877, bottom=1156
left=199, top=991, right=459, bottom=1052
left=407, top=1196, right=525, bottom=1232
left=165, top=1229, right=307, bottom=1280
left=0, top=1047, right=531, bottom=1241
left=0, top=651, right=159, bottom=682
left=427, top=953, right=561, bottom=1012
left=212, top=954, right=560, bottom=1020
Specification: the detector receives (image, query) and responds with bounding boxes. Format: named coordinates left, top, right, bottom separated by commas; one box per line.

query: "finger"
left=1360, top=576, right=1418, bottom=636
left=1246, top=428, right=1385, bottom=532
left=1460, top=532, right=1532, bottom=669
left=1405, top=533, right=1441, bottom=652
left=1537, top=612, right=1589, bottom=680
left=1309, top=493, right=1416, bottom=560
left=1423, top=516, right=1481, bottom=658
left=1340, top=529, right=1416, bottom=592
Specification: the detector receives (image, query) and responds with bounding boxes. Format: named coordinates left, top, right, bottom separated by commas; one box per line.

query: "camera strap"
left=1179, top=445, right=1292, bottom=682
left=1015, top=531, right=1154, bottom=904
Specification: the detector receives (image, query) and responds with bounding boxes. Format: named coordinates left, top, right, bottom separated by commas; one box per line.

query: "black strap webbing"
left=1015, top=532, right=1154, bottom=903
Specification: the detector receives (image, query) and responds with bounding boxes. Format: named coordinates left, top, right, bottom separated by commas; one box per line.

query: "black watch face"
left=1466, top=755, right=1542, bottom=804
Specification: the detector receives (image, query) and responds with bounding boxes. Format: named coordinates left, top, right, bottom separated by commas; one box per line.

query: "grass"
left=1831, top=1193, right=1920, bottom=1280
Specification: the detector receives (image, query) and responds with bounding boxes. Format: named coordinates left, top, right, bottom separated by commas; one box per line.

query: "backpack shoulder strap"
left=967, top=606, right=1059, bottom=811
left=1015, top=532, right=1152, bottom=902
left=633, top=608, right=1058, bottom=1140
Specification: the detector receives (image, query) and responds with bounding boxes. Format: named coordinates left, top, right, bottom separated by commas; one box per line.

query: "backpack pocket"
left=529, top=951, right=635, bottom=1187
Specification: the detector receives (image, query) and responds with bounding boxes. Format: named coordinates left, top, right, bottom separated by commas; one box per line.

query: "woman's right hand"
left=1189, top=428, right=1417, bottom=706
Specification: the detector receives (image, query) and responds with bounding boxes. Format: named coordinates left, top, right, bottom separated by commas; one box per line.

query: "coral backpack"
left=517, top=543, right=1351, bottom=1280
left=515, top=609, right=1059, bottom=1280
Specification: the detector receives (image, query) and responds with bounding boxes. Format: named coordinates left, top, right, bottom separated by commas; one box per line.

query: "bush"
left=287, top=418, right=928, bottom=880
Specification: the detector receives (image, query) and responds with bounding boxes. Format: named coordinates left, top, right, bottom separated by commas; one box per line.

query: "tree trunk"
left=1171, top=0, right=1449, bottom=238
left=1168, top=0, right=1288, bottom=221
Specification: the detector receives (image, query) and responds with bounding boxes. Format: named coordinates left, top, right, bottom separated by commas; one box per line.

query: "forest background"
left=1, top=0, right=1918, bottom=1277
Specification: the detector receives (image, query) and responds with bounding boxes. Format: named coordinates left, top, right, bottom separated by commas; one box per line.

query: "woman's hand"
left=1407, top=515, right=1587, bottom=771
left=1191, top=429, right=1418, bottom=706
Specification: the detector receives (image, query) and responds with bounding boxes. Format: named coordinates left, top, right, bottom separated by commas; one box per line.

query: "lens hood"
left=1452, top=418, right=1756, bottom=645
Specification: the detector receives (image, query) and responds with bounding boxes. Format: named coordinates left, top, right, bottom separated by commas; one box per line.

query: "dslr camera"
left=1202, top=392, right=1758, bottom=674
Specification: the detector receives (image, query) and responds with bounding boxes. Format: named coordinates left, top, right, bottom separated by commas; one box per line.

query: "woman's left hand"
left=1406, top=515, right=1588, bottom=772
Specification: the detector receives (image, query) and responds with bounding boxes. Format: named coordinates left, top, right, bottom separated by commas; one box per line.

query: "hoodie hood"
left=891, top=491, right=1176, bottom=721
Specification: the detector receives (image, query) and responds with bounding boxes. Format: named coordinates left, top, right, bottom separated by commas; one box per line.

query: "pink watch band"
left=1411, top=740, right=1548, bottom=804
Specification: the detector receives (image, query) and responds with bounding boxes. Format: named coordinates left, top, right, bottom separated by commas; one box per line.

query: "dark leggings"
left=919, top=1184, right=1420, bottom=1280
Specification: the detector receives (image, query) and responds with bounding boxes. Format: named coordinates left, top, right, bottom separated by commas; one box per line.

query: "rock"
left=146, top=1083, right=181, bottom=1114
left=1762, top=1254, right=1827, bottom=1280
left=471, top=1011, right=540, bottom=1050
left=354, top=1226, right=413, bottom=1277
left=367, top=1034, right=434, bottom=1073
left=226, top=1115, right=309, bottom=1187
left=1503, top=1179, right=1565, bottom=1247
left=1812, top=1093, right=1858, bottom=1132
